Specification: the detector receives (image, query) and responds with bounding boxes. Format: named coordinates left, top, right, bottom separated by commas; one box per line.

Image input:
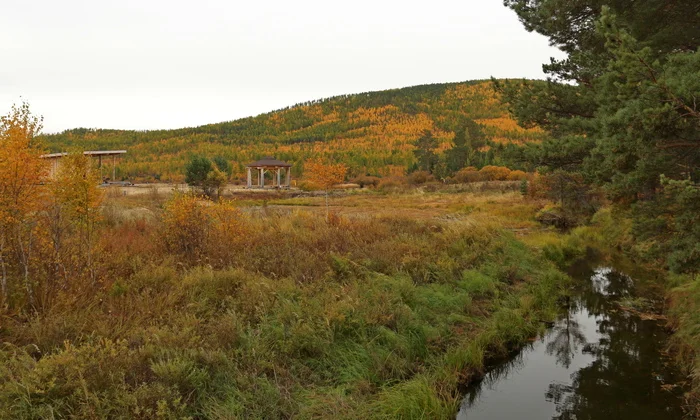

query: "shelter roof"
left=41, top=150, right=127, bottom=159
left=246, top=156, right=292, bottom=167
left=83, top=150, right=127, bottom=156
left=40, top=152, right=69, bottom=159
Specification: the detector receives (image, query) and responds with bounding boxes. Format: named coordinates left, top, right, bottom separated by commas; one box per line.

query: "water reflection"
left=457, top=263, right=684, bottom=420
left=545, top=310, right=587, bottom=369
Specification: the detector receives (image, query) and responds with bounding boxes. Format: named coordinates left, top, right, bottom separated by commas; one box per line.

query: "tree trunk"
left=0, top=236, right=7, bottom=307
left=86, top=217, right=96, bottom=286
left=16, top=224, right=35, bottom=309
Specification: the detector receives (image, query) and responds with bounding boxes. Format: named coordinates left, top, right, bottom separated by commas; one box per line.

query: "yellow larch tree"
left=0, top=102, right=48, bottom=308
left=304, top=158, right=348, bottom=219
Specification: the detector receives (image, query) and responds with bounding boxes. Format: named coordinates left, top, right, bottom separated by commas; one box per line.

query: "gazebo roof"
left=246, top=156, right=292, bottom=168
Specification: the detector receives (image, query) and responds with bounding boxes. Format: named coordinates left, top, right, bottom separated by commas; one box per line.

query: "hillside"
left=40, top=80, right=546, bottom=182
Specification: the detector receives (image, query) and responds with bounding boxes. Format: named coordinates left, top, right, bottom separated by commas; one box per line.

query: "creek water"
left=456, top=254, right=686, bottom=420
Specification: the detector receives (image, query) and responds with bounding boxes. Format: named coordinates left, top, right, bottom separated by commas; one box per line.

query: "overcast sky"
left=1, top=0, right=565, bottom=133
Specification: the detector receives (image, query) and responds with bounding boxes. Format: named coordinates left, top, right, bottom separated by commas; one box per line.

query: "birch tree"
left=0, top=102, right=47, bottom=308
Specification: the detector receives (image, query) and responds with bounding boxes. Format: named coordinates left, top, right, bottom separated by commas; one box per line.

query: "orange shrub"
left=478, top=165, right=512, bottom=181
left=407, top=171, right=435, bottom=185
left=507, top=170, right=528, bottom=181
left=453, top=167, right=482, bottom=183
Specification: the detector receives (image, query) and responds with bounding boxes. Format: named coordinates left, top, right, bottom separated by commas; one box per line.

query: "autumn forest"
left=40, top=80, right=546, bottom=182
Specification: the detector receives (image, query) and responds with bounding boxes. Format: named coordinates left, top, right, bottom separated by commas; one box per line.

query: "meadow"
left=0, top=183, right=575, bottom=419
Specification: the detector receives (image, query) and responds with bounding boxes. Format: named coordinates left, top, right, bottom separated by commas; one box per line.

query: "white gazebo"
left=246, top=157, right=292, bottom=189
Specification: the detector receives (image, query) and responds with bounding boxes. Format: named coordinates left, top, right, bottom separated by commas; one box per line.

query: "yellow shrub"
left=507, top=170, right=528, bottom=181
left=478, top=165, right=511, bottom=181
left=160, top=193, right=245, bottom=263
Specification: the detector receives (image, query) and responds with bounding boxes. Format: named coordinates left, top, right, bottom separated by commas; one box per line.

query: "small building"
left=246, top=157, right=292, bottom=189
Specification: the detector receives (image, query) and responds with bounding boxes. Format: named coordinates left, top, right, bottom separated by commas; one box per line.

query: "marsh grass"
left=0, top=187, right=569, bottom=419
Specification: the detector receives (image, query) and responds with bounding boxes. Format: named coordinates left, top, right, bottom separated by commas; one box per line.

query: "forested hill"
left=40, top=80, right=546, bottom=182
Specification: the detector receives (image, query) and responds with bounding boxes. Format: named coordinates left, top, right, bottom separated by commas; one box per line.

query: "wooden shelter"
left=246, top=157, right=292, bottom=189
left=41, top=150, right=127, bottom=180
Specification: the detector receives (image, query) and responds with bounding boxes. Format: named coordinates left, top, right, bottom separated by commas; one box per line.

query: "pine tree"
left=185, top=156, right=213, bottom=189
left=413, top=130, right=438, bottom=173
left=446, top=128, right=469, bottom=173
left=501, top=0, right=700, bottom=272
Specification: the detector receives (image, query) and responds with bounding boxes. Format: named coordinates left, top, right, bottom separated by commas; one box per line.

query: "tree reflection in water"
left=545, top=309, right=587, bottom=369
left=458, top=262, right=685, bottom=420
left=546, top=265, right=683, bottom=419
left=462, top=350, right=529, bottom=408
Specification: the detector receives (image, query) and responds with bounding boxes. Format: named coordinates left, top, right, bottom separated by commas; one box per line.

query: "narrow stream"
left=457, top=255, right=686, bottom=419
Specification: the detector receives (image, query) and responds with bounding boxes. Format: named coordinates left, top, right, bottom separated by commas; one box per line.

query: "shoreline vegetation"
left=0, top=184, right=576, bottom=419
left=666, top=271, right=700, bottom=416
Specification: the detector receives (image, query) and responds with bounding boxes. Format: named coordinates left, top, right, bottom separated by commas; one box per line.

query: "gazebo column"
left=247, top=167, right=252, bottom=188
left=287, top=167, right=292, bottom=187
left=277, top=168, right=281, bottom=188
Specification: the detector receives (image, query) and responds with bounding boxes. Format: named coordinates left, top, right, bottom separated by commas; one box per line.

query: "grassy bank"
left=668, top=275, right=700, bottom=416
left=0, top=187, right=569, bottom=419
